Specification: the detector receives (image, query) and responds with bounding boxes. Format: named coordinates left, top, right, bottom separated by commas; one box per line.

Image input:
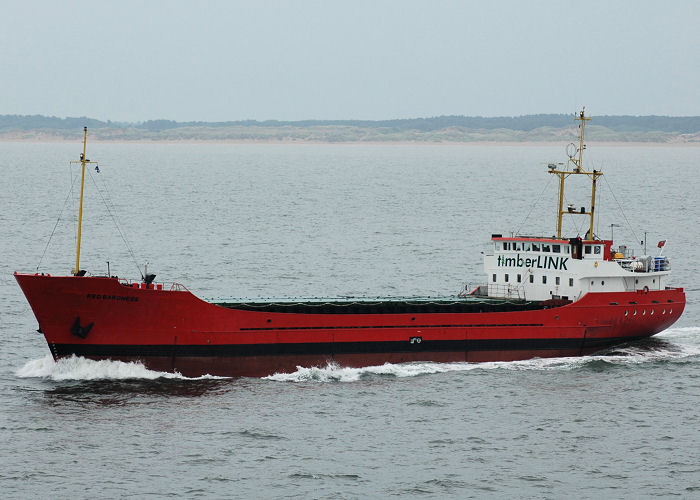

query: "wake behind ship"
left=15, top=110, right=685, bottom=377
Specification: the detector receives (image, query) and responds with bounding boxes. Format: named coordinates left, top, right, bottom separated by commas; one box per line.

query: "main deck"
left=213, top=296, right=562, bottom=315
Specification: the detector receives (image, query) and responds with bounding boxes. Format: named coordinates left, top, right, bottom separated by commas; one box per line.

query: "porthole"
left=591, top=280, right=594, bottom=285
left=624, top=310, right=629, bottom=317
left=662, top=309, right=666, bottom=314
left=635, top=279, right=639, bottom=284
left=653, top=279, right=656, bottom=284
left=601, top=281, right=605, bottom=286
left=642, top=310, right=646, bottom=315
left=650, top=309, right=654, bottom=315
left=633, top=310, right=637, bottom=316
left=670, top=309, right=673, bottom=314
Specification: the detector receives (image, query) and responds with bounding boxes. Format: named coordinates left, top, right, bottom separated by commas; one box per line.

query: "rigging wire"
left=513, top=173, right=554, bottom=236
left=36, top=170, right=79, bottom=272
left=69, top=161, right=78, bottom=249
left=602, top=174, right=640, bottom=245
left=595, top=166, right=602, bottom=238
left=87, top=165, right=144, bottom=278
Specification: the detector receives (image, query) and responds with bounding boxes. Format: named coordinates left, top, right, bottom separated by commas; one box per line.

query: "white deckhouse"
left=478, top=109, right=670, bottom=302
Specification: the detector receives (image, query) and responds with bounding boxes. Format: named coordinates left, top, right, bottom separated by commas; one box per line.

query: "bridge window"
left=553, top=244, right=561, bottom=253
left=523, top=242, right=531, bottom=251
left=514, top=242, right=521, bottom=251
left=504, top=242, right=510, bottom=251
left=585, top=246, right=592, bottom=254
left=542, top=244, right=551, bottom=252
left=532, top=243, right=540, bottom=251
left=594, top=246, right=601, bottom=254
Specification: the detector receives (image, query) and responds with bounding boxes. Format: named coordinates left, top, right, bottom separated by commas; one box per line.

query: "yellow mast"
left=549, top=108, right=603, bottom=239
left=70, top=127, right=98, bottom=276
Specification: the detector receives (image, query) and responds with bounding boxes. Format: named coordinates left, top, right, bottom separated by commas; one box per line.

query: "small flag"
left=657, top=240, right=666, bottom=248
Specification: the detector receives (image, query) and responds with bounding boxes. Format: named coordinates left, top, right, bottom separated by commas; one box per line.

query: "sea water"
left=1, top=142, right=698, bottom=498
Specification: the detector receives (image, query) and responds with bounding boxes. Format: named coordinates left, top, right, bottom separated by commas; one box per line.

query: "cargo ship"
left=15, top=109, right=685, bottom=377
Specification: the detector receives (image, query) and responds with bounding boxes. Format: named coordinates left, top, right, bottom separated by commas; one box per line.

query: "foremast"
left=549, top=108, right=603, bottom=239
left=70, top=127, right=98, bottom=276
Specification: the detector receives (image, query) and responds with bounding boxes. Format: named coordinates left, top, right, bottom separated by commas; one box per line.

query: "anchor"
left=70, top=316, right=94, bottom=339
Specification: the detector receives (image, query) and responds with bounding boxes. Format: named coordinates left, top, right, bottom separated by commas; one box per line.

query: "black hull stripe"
left=240, top=322, right=544, bottom=332
left=53, top=337, right=646, bottom=358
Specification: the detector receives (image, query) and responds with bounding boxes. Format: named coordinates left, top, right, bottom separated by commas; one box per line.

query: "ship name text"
left=497, top=254, right=568, bottom=271
left=86, top=293, right=139, bottom=302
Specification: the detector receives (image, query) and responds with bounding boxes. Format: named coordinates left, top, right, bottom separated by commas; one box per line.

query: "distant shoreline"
left=2, top=113, right=698, bottom=145
left=1, top=136, right=697, bottom=147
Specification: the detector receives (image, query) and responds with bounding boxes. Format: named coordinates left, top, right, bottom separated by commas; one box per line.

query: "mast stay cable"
left=36, top=172, right=80, bottom=272
left=513, top=174, right=554, bottom=236
left=602, top=174, right=640, bottom=247
left=87, top=166, right=144, bottom=279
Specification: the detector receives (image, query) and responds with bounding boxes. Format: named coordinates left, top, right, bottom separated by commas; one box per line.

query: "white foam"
left=657, top=326, right=700, bottom=341
left=15, top=355, right=226, bottom=381
left=264, top=361, right=488, bottom=382
left=15, top=326, right=699, bottom=383
left=265, top=330, right=700, bottom=383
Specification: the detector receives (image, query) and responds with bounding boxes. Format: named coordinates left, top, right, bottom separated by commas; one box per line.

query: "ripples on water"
left=1, top=143, right=699, bottom=498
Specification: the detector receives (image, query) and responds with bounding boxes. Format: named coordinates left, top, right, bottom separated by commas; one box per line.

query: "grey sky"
left=2, top=0, right=698, bottom=121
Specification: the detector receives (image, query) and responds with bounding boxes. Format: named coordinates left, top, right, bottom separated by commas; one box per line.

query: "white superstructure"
left=474, top=108, right=672, bottom=302
left=482, top=236, right=670, bottom=301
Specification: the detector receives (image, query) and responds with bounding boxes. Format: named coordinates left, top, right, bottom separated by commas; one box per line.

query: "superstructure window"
left=492, top=274, right=497, bottom=282
left=517, top=274, right=522, bottom=283
left=505, top=274, right=509, bottom=283
left=542, top=244, right=551, bottom=252
left=529, top=275, right=534, bottom=283
left=532, top=243, right=540, bottom=251
left=514, top=242, right=521, bottom=251
left=594, top=246, right=601, bottom=254
left=556, top=277, right=560, bottom=285
left=523, top=243, right=531, bottom=251
left=553, top=244, right=561, bottom=253
left=542, top=276, right=547, bottom=284
left=585, top=246, right=592, bottom=254
left=503, top=242, right=510, bottom=251
left=569, top=278, right=574, bottom=286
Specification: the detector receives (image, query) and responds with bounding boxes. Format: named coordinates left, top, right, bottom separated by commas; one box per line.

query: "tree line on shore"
left=2, top=113, right=699, bottom=133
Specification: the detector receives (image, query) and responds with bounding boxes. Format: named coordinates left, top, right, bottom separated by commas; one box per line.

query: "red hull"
left=15, top=273, right=685, bottom=377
